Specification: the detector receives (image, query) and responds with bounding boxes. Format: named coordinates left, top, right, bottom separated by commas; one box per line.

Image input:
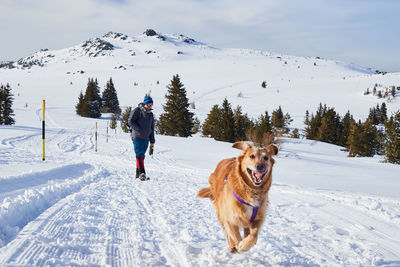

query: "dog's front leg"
left=226, top=234, right=238, bottom=253
left=224, top=223, right=242, bottom=253
left=243, top=227, right=250, bottom=238
left=237, top=224, right=260, bottom=253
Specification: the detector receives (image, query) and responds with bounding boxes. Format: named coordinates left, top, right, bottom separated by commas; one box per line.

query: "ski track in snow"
left=0, top=125, right=400, bottom=266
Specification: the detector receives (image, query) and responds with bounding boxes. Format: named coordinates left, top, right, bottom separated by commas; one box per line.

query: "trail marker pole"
left=95, top=122, right=98, bottom=152
left=42, top=100, right=45, bottom=161
left=106, top=121, right=109, bottom=143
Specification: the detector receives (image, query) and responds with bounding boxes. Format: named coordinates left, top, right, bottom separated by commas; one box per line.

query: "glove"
left=149, top=144, right=154, bottom=156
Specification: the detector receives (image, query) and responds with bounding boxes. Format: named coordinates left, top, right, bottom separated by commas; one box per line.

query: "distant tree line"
left=364, top=83, right=400, bottom=102
left=148, top=74, right=292, bottom=146
left=76, top=77, right=120, bottom=118
left=154, top=77, right=399, bottom=163
left=0, top=83, right=15, bottom=125
left=76, top=74, right=399, bottom=165
left=305, top=103, right=400, bottom=164
left=201, top=99, right=292, bottom=146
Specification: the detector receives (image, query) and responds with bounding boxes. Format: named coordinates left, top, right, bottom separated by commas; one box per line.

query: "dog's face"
left=233, top=141, right=278, bottom=187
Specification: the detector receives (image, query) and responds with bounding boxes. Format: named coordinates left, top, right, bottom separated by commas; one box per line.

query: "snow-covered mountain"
left=2, top=30, right=212, bottom=69
left=0, top=29, right=399, bottom=266
left=1, top=29, right=399, bottom=130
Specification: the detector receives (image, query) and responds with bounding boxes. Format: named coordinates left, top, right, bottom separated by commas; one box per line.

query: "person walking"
left=128, top=95, right=155, bottom=180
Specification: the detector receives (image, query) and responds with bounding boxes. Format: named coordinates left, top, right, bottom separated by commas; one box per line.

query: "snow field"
left=0, top=113, right=399, bottom=265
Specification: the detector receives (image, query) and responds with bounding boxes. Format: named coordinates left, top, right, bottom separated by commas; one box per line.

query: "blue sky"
left=1, top=0, right=399, bottom=71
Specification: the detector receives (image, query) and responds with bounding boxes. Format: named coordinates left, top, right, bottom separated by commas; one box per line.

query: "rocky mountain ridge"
left=1, top=29, right=209, bottom=70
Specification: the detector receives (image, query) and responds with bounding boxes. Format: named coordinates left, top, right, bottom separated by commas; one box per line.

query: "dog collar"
left=224, top=175, right=264, bottom=223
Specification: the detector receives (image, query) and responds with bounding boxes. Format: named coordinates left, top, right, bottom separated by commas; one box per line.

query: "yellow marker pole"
left=42, top=100, right=45, bottom=161
left=95, top=122, right=98, bottom=152
left=106, top=121, right=109, bottom=143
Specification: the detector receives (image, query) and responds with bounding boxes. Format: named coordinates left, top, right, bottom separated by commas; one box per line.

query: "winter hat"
left=143, top=96, right=153, bottom=104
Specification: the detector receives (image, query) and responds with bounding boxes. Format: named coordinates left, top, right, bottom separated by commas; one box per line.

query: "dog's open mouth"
left=247, top=165, right=269, bottom=186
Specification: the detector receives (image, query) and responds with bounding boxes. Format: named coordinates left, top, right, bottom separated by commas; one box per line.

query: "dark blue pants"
left=133, top=139, right=149, bottom=158
left=133, top=140, right=149, bottom=175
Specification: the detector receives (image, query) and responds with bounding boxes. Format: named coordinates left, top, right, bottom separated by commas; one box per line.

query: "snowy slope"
left=0, top=114, right=399, bottom=266
left=1, top=30, right=400, bottom=129
left=0, top=30, right=400, bottom=266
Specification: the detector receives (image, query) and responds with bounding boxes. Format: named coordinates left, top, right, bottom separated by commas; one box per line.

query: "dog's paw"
left=229, top=247, right=238, bottom=254
left=237, top=240, right=252, bottom=253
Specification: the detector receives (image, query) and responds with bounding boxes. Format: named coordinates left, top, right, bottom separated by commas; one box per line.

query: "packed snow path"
left=1, top=123, right=399, bottom=266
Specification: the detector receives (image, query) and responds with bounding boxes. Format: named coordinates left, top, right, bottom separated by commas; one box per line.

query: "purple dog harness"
left=224, top=175, right=264, bottom=223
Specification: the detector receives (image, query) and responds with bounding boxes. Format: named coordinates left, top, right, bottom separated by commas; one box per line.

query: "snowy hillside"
left=1, top=29, right=400, bottom=129
left=0, top=30, right=400, bottom=266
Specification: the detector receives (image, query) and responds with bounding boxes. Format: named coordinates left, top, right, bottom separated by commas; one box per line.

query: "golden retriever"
left=197, top=141, right=278, bottom=253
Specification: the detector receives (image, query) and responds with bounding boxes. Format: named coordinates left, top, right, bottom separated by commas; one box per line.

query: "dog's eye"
left=250, top=154, right=255, bottom=159
left=263, top=156, right=269, bottom=161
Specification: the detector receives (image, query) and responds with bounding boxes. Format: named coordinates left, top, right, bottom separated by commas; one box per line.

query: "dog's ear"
left=265, top=144, right=278, bottom=156
left=232, top=141, right=251, bottom=151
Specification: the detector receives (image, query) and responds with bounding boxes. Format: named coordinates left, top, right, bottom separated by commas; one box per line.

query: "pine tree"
left=202, top=99, right=246, bottom=143
left=218, top=98, right=235, bottom=142
left=75, top=91, right=85, bottom=116
left=76, top=78, right=102, bottom=118
left=304, top=110, right=310, bottom=125
left=158, top=75, right=194, bottom=137
left=85, top=78, right=101, bottom=118
left=202, top=104, right=221, bottom=138
left=306, top=103, right=332, bottom=140
left=271, top=106, right=292, bottom=133
left=368, top=106, right=379, bottom=125
left=348, top=119, right=379, bottom=157
left=250, top=111, right=272, bottom=146
left=348, top=119, right=363, bottom=157
left=317, top=117, right=330, bottom=142
left=192, top=117, right=201, bottom=134
left=361, top=119, right=380, bottom=157
left=283, top=112, right=293, bottom=133
left=261, top=81, right=267, bottom=88
left=317, top=107, right=342, bottom=144
left=380, top=102, right=387, bottom=123
left=339, top=111, right=352, bottom=147
left=383, top=111, right=400, bottom=164
left=233, top=106, right=252, bottom=141
left=120, top=106, right=132, bottom=133
left=101, top=77, right=120, bottom=114
left=271, top=106, right=284, bottom=130
left=110, top=113, right=117, bottom=129
left=0, top=83, right=15, bottom=125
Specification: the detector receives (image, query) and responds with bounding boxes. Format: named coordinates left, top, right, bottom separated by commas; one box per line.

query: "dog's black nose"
left=256, top=164, right=264, bottom=172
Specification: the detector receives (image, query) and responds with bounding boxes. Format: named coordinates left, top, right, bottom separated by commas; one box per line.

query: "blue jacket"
left=128, top=103, right=155, bottom=144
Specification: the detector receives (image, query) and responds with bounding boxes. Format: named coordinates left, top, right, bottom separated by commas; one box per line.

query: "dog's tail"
left=197, top=187, right=214, bottom=200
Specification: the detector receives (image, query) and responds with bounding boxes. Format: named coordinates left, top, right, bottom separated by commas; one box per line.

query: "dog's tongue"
left=254, top=171, right=263, bottom=180
left=253, top=164, right=268, bottom=183
left=252, top=171, right=264, bottom=183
